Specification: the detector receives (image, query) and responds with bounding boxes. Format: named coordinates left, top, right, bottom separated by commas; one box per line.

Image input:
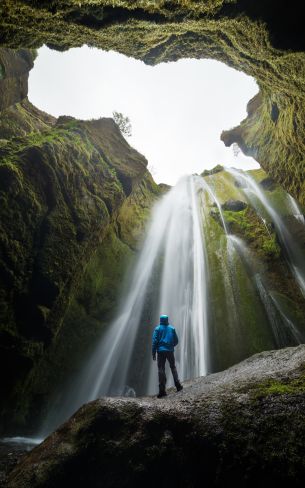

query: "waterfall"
left=226, top=168, right=305, bottom=297
left=287, top=194, right=305, bottom=224
left=42, top=175, right=209, bottom=435
left=38, top=169, right=305, bottom=438
left=198, top=177, right=229, bottom=234
left=197, top=176, right=304, bottom=354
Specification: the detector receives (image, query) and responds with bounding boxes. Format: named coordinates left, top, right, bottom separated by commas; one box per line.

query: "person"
left=152, top=314, right=183, bottom=398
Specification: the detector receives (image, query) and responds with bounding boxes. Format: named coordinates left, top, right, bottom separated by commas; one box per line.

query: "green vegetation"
left=248, top=371, right=305, bottom=400
left=1, top=0, right=305, bottom=432
left=201, top=169, right=305, bottom=371
left=1, top=1, right=305, bottom=203
left=201, top=164, right=224, bottom=177
left=220, top=206, right=281, bottom=259
left=0, top=99, right=159, bottom=429
left=112, top=111, right=132, bottom=137
left=0, top=99, right=55, bottom=139
left=200, top=185, right=275, bottom=372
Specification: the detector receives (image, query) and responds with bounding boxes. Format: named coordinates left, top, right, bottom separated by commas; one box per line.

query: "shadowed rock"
left=7, top=345, right=305, bottom=487
left=222, top=199, right=247, bottom=212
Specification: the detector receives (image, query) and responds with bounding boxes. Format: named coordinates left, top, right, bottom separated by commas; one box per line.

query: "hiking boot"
left=175, top=381, right=183, bottom=392
left=157, top=388, right=167, bottom=398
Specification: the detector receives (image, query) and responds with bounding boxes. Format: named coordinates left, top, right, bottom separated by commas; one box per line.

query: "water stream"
left=42, top=175, right=209, bottom=435
left=288, top=194, right=305, bottom=224
left=226, top=168, right=305, bottom=296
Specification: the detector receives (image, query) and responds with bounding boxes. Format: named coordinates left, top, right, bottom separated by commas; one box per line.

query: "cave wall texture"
left=0, top=0, right=304, bottom=203
left=201, top=168, right=305, bottom=373
left=0, top=46, right=161, bottom=430
left=1, top=0, right=305, bottom=430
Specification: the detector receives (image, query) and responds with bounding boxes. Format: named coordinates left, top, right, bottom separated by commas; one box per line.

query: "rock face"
left=221, top=199, right=247, bottom=212
left=0, top=56, right=160, bottom=431
left=0, top=48, right=35, bottom=112
left=7, top=345, right=305, bottom=487
left=1, top=2, right=305, bottom=203
left=201, top=168, right=305, bottom=374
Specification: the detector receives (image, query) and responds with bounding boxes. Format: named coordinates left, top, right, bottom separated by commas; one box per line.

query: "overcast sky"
left=29, top=45, right=259, bottom=185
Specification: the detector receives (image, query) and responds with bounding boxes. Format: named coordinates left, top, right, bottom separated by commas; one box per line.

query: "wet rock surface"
left=221, top=199, right=247, bottom=212
left=6, top=345, right=305, bottom=487
left=1, top=2, right=305, bottom=203
left=0, top=48, right=34, bottom=112
left=0, top=439, right=33, bottom=487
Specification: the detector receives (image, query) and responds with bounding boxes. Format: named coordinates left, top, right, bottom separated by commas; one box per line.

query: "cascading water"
left=37, top=168, right=305, bottom=438
left=42, top=175, right=209, bottom=435
left=288, top=194, right=305, bottom=224
left=197, top=174, right=304, bottom=356
left=226, top=167, right=305, bottom=297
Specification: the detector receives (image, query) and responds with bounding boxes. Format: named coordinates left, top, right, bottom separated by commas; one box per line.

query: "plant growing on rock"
left=112, top=111, right=132, bottom=137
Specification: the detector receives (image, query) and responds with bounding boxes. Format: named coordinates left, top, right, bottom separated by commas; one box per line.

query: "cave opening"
left=2, top=3, right=305, bottom=484
left=28, top=45, right=260, bottom=185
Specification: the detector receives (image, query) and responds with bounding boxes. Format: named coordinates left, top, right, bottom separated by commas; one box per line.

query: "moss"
left=0, top=61, right=5, bottom=79
left=248, top=372, right=305, bottom=400
left=199, top=187, right=275, bottom=372
left=0, top=104, right=156, bottom=428
left=1, top=1, right=305, bottom=203
left=201, top=164, right=224, bottom=177
left=222, top=89, right=305, bottom=205
left=220, top=206, right=281, bottom=260
left=0, top=98, right=55, bottom=139
left=199, top=169, right=305, bottom=371
left=204, top=170, right=246, bottom=204
left=9, top=173, right=160, bottom=431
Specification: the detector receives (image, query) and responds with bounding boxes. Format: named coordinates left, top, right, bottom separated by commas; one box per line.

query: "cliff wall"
left=0, top=53, right=160, bottom=429
left=1, top=1, right=305, bottom=202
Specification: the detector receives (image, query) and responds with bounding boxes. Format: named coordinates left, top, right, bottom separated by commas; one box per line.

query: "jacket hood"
left=160, top=315, right=169, bottom=325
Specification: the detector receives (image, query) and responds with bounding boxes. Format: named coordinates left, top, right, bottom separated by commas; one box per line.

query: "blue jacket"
left=152, top=324, right=178, bottom=354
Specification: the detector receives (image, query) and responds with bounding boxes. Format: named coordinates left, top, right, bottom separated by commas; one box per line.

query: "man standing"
left=152, top=314, right=183, bottom=398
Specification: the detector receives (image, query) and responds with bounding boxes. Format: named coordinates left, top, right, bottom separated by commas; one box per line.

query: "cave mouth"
left=29, top=45, right=260, bottom=185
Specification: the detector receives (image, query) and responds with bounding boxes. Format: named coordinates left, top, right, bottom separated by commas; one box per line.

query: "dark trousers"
left=157, top=351, right=179, bottom=390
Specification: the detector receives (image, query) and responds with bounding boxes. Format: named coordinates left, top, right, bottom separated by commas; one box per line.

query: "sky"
left=29, top=45, right=259, bottom=185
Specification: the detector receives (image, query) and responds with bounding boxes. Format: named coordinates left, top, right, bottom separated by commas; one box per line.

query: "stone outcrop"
left=7, top=345, right=305, bottom=487
left=221, top=89, right=305, bottom=205
left=0, top=81, right=160, bottom=431
left=1, top=2, right=305, bottom=202
left=203, top=168, right=305, bottom=372
left=0, top=97, right=55, bottom=139
left=221, top=199, right=247, bottom=212
left=0, top=48, right=35, bottom=112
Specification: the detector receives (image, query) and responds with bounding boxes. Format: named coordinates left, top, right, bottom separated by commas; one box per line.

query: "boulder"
left=260, top=177, right=276, bottom=191
left=7, top=345, right=305, bottom=487
left=222, top=199, right=247, bottom=212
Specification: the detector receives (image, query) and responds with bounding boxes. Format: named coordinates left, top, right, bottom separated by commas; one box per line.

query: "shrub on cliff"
left=112, top=111, right=132, bottom=137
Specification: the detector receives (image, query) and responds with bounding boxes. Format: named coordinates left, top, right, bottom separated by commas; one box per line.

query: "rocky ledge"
left=7, top=345, right=305, bottom=487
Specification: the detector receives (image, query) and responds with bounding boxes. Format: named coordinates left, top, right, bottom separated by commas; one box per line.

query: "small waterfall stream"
left=227, top=168, right=305, bottom=297
left=288, top=194, right=305, bottom=224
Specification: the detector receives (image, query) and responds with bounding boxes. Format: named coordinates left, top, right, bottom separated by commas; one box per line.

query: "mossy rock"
left=0, top=101, right=156, bottom=427
left=7, top=345, right=305, bottom=488
left=1, top=2, right=305, bottom=203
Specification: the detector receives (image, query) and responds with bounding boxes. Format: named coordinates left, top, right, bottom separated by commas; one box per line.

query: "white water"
left=288, top=194, right=305, bottom=224
left=42, top=175, right=209, bottom=434
left=0, top=437, right=43, bottom=451
left=1, top=436, right=42, bottom=445
left=35, top=169, right=305, bottom=438
left=227, top=168, right=305, bottom=296
left=198, top=177, right=229, bottom=234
